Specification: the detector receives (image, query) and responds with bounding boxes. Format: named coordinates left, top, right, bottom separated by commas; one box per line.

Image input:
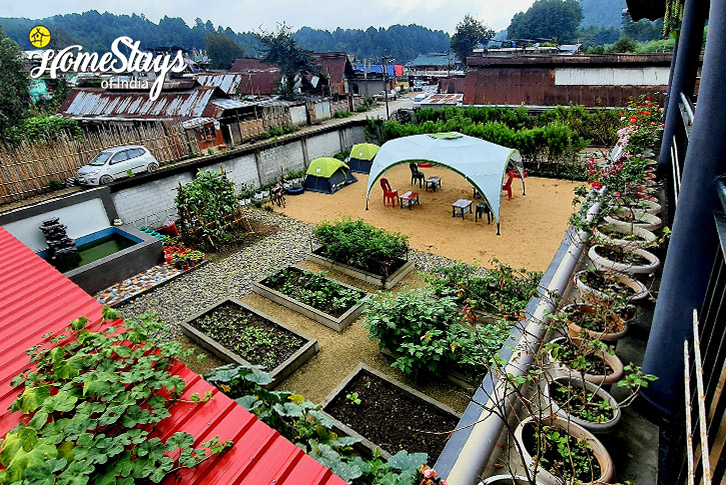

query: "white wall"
left=290, top=106, right=307, bottom=126
left=112, top=172, right=193, bottom=227
left=3, top=198, right=110, bottom=252
left=554, top=67, right=671, bottom=86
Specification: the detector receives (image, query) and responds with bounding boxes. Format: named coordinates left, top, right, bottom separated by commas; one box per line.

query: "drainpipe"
left=642, top=0, right=726, bottom=417
left=657, top=0, right=707, bottom=187
left=438, top=192, right=604, bottom=485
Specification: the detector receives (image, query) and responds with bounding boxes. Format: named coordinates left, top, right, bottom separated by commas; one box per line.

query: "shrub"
left=47, top=179, right=64, bottom=191
left=364, top=288, right=511, bottom=380
left=175, top=170, right=239, bottom=247
left=313, top=217, right=409, bottom=276
left=423, top=260, right=543, bottom=319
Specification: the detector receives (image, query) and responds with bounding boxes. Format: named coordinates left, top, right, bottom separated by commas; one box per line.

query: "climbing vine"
left=0, top=307, right=232, bottom=484
left=663, top=0, right=684, bottom=37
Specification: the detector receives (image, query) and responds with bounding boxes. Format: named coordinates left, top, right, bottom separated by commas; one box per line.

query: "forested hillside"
left=579, top=0, right=627, bottom=29
left=0, top=11, right=449, bottom=62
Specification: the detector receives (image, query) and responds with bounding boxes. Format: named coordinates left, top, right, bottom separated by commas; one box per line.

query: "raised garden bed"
left=180, top=298, right=319, bottom=388
left=251, top=265, right=369, bottom=332
left=322, top=363, right=461, bottom=463
left=308, top=247, right=414, bottom=289
left=379, top=346, right=478, bottom=391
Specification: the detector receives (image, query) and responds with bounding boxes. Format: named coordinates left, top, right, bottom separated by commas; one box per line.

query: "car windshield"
left=88, top=152, right=113, bottom=166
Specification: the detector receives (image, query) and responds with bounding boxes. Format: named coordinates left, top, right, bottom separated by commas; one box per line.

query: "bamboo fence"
left=0, top=122, right=199, bottom=205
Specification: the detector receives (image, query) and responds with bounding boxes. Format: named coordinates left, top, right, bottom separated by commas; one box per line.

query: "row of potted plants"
left=163, top=245, right=205, bottom=269
left=487, top=96, right=665, bottom=485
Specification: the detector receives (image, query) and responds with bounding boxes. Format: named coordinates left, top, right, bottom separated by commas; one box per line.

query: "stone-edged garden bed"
left=321, top=363, right=461, bottom=463
left=251, top=265, right=369, bottom=332
left=180, top=298, right=319, bottom=388
left=308, top=248, right=414, bottom=289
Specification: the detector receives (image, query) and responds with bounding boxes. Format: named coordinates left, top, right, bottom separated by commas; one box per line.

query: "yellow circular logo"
left=29, top=26, right=51, bottom=48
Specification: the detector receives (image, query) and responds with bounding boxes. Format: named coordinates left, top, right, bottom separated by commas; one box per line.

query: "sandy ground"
left=279, top=164, right=582, bottom=272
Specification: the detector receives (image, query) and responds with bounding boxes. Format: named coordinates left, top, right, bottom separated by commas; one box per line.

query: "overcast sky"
left=0, top=0, right=537, bottom=33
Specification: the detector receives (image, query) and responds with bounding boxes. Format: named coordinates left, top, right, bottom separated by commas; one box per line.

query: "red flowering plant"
left=569, top=155, right=649, bottom=233
left=615, top=95, right=664, bottom=156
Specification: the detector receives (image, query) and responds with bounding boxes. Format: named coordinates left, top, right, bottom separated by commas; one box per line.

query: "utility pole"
left=382, top=55, right=390, bottom=120
left=446, top=50, right=451, bottom=77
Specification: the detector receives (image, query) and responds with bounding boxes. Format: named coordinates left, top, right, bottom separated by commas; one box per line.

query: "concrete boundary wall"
left=109, top=122, right=367, bottom=227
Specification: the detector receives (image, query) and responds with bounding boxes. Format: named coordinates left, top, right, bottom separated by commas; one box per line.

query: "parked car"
left=374, top=90, right=398, bottom=101
left=413, top=93, right=428, bottom=106
left=76, top=145, right=160, bottom=185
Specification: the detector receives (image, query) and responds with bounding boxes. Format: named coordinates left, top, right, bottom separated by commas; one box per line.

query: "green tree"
left=450, top=14, right=494, bottom=63
left=507, top=0, right=584, bottom=43
left=204, top=32, right=245, bottom=69
left=0, top=27, right=30, bottom=138
left=608, top=36, right=639, bottom=53
left=256, top=23, right=321, bottom=99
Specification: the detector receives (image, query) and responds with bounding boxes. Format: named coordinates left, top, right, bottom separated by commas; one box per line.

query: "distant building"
left=405, top=53, right=461, bottom=77
left=463, top=53, right=672, bottom=106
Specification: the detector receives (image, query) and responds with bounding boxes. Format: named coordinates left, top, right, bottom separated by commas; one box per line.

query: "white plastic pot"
left=588, top=244, right=661, bottom=275
left=480, top=475, right=544, bottom=485
left=593, top=224, right=657, bottom=248
left=574, top=269, right=649, bottom=302
left=604, top=208, right=662, bottom=231
left=541, top=376, right=622, bottom=434
left=514, top=416, right=615, bottom=485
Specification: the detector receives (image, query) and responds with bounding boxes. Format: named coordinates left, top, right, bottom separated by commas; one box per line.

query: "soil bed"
left=522, top=422, right=602, bottom=483
left=312, top=246, right=407, bottom=278
left=594, top=245, right=651, bottom=266
left=188, top=301, right=305, bottom=370
left=199, top=220, right=279, bottom=261
left=261, top=266, right=365, bottom=318
left=324, top=368, right=458, bottom=462
left=548, top=382, right=615, bottom=423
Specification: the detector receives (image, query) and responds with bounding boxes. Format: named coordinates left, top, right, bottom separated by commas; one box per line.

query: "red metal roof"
left=0, top=226, right=345, bottom=485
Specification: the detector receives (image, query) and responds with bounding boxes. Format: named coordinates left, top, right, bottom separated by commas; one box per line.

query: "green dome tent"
left=304, top=157, right=358, bottom=194
left=347, top=143, right=380, bottom=173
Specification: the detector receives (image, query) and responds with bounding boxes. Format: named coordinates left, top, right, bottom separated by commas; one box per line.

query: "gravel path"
left=116, top=209, right=463, bottom=338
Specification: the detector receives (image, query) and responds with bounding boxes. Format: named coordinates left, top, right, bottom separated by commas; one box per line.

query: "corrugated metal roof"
left=0, top=226, right=345, bottom=485
left=59, top=86, right=222, bottom=121
left=231, top=58, right=279, bottom=72
left=197, top=74, right=244, bottom=95
left=421, top=93, right=464, bottom=105
left=466, top=53, right=673, bottom=68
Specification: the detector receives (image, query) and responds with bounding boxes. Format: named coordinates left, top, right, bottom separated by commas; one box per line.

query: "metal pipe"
left=680, top=92, right=696, bottom=125
left=441, top=190, right=604, bottom=485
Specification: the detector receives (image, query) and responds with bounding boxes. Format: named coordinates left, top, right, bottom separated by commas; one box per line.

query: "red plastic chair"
left=380, top=178, right=398, bottom=208
left=502, top=174, right=514, bottom=201
left=503, top=170, right=528, bottom=200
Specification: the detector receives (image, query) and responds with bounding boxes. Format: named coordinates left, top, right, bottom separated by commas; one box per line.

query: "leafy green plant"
left=125, top=168, right=135, bottom=178
left=346, top=392, right=362, bottom=405
left=205, top=365, right=428, bottom=484
left=364, top=287, right=511, bottom=380
left=0, top=307, right=232, bottom=484
left=423, top=260, right=542, bottom=320
left=313, top=217, right=409, bottom=277
left=175, top=169, right=240, bottom=248
left=47, top=179, right=64, bottom=191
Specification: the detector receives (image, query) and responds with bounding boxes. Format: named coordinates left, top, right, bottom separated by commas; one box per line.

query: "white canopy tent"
left=364, top=133, right=525, bottom=234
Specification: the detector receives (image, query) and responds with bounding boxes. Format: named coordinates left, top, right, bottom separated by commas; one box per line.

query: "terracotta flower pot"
left=541, top=376, right=622, bottom=434
left=546, top=336, right=624, bottom=386
left=574, top=270, right=649, bottom=302
left=636, top=192, right=658, bottom=203
left=593, top=223, right=656, bottom=249
left=562, top=303, right=627, bottom=341
left=514, top=416, right=615, bottom=485
left=588, top=244, right=661, bottom=275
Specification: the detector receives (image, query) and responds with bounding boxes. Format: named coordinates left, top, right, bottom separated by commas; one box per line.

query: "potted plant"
left=593, top=223, right=657, bottom=248
left=588, top=243, right=661, bottom=275
left=544, top=336, right=624, bottom=385
left=557, top=302, right=627, bottom=342
left=574, top=269, right=649, bottom=302
left=513, top=415, right=614, bottom=485
left=604, top=208, right=662, bottom=232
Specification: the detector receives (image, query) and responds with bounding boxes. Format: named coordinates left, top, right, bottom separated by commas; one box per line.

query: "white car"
left=374, top=90, right=398, bottom=101
left=76, top=145, right=160, bottom=185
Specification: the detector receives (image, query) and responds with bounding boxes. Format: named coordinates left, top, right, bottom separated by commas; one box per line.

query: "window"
left=127, top=148, right=144, bottom=159
left=110, top=150, right=129, bottom=164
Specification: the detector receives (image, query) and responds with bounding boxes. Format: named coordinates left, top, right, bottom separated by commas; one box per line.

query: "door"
left=127, top=148, right=147, bottom=173
left=108, top=150, right=131, bottom=178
